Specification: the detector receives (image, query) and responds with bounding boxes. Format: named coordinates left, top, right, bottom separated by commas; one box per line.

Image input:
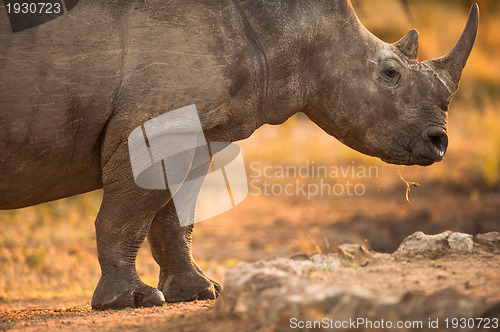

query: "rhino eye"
left=385, top=68, right=398, bottom=78
left=377, top=61, right=401, bottom=87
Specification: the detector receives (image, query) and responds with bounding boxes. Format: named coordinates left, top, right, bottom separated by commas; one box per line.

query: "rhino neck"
left=202, top=0, right=321, bottom=142
left=301, top=0, right=383, bottom=141
left=234, top=0, right=323, bottom=124
left=202, top=0, right=371, bottom=142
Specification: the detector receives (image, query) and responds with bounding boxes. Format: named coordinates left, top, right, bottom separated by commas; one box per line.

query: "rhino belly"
left=0, top=150, right=103, bottom=210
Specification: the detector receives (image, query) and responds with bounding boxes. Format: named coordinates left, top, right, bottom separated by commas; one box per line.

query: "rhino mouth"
left=409, top=155, right=439, bottom=167
left=382, top=152, right=436, bottom=167
left=380, top=126, right=448, bottom=166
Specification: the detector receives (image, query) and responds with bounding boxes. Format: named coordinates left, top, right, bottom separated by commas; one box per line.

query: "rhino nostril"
left=427, top=129, right=448, bottom=157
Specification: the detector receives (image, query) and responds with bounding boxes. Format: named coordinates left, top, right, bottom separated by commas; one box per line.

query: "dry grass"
left=0, top=192, right=101, bottom=300
left=1, top=0, right=499, bottom=302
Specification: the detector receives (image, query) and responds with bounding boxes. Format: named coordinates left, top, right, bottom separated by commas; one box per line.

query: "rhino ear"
left=394, top=29, right=419, bottom=61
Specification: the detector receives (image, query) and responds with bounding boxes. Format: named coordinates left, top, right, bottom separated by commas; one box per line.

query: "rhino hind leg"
left=147, top=201, right=222, bottom=302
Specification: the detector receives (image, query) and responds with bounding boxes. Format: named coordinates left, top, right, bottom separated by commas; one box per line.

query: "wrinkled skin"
left=0, top=0, right=478, bottom=309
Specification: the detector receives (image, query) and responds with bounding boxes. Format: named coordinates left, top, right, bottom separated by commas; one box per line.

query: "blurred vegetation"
left=0, top=192, right=101, bottom=300
left=1, top=0, right=499, bottom=302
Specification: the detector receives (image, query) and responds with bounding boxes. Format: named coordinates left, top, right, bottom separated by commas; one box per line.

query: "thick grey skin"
left=0, top=1, right=478, bottom=309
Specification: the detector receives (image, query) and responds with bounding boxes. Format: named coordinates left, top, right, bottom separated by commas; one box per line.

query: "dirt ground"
left=1, top=249, right=499, bottom=331
left=1, top=183, right=499, bottom=331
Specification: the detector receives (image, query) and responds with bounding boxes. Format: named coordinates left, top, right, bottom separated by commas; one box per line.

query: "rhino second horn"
left=428, top=3, right=479, bottom=87
left=394, top=29, right=419, bottom=61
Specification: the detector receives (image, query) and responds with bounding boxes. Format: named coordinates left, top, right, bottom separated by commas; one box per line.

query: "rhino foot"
left=92, top=282, right=165, bottom=310
left=159, top=271, right=222, bottom=302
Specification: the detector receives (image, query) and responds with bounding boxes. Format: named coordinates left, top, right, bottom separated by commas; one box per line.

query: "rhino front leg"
left=91, top=143, right=170, bottom=310
left=147, top=201, right=222, bottom=302
left=91, top=188, right=168, bottom=310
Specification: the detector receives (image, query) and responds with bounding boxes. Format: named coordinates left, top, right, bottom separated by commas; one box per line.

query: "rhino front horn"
left=429, top=3, right=479, bottom=87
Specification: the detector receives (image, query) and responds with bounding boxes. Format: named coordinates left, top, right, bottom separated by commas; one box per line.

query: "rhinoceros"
left=0, top=0, right=478, bottom=309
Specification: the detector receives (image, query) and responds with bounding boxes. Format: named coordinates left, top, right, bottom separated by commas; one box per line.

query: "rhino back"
left=0, top=1, right=260, bottom=208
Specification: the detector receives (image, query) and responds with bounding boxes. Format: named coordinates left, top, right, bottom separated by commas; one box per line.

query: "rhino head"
left=304, top=2, right=478, bottom=166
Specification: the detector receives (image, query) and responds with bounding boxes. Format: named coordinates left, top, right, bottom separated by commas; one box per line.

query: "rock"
left=475, top=232, right=500, bottom=249
left=215, top=255, right=491, bottom=331
left=212, top=233, right=500, bottom=330
left=396, top=231, right=478, bottom=255
left=447, top=232, right=474, bottom=253
left=396, top=231, right=452, bottom=252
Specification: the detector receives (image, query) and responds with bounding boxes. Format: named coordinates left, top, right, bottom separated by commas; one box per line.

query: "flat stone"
left=289, top=253, right=310, bottom=261
left=396, top=231, right=452, bottom=252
